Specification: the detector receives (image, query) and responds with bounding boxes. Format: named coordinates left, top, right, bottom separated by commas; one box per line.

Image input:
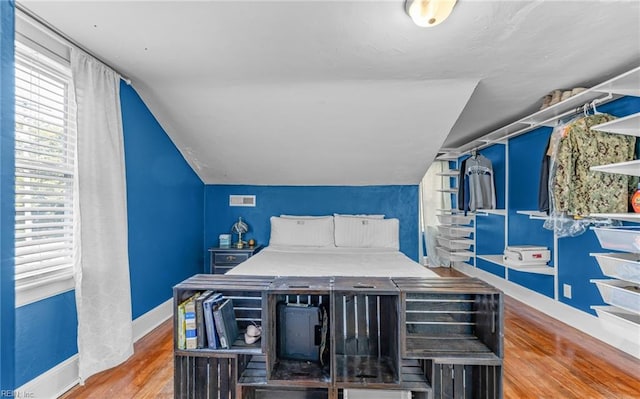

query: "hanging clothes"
left=538, top=137, right=551, bottom=213
left=457, top=158, right=468, bottom=211
left=464, top=154, right=496, bottom=211
left=550, top=113, right=637, bottom=217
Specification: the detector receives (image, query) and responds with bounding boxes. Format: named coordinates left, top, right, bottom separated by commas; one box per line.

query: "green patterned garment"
left=552, top=114, right=637, bottom=217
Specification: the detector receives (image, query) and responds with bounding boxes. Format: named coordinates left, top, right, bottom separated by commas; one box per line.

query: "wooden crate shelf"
left=174, top=275, right=504, bottom=399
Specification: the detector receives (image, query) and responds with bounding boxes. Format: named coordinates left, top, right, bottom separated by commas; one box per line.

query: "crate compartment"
left=592, top=226, right=640, bottom=253
left=591, top=279, right=640, bottom=313
left=173, top=275, right=271, bottom=354
left=403, top=292, right=502, bottom=360
left=332, top=277, right=401, bottom=388
left=266, top=277, right=333, bottom=386
left=436, top=214, right=474, bottom=225
left=333, top=291, right=399, bottom=387
left=591, top=253, right=640, bottom=285
left=422, top=359, right=502, bottom=399
left=175, top=353, right=251, bottom=399
left=437, top=225, right=474, bottom=238
left=436, top=236, right=473, bottom=251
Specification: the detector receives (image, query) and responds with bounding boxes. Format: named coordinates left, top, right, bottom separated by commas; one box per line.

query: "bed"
left=226, top=214, right=440, bottom=278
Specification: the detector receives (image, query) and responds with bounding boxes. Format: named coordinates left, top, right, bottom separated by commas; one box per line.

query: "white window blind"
left=14, top=41, right=77, bottom=291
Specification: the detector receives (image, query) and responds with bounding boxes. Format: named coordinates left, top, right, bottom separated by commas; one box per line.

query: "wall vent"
left=229, top=195, right=256, bottom=207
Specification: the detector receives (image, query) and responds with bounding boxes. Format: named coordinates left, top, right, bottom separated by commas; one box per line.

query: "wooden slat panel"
left=366, top=295, right=379, bottom=357
left=208, top=357, right=219, bottom=399
left=195, top=357, right=208, bottom=399
left=220, top=358, right=231, bottom=399
left=453, top=364, right=465, bottom=399
left=432, top=363, right=442, bottom=399
left=441, top=363, right=454, bottom=399
left=355, top=294, right=369, bottom=355
left=343, top=295, right=356, bottom=355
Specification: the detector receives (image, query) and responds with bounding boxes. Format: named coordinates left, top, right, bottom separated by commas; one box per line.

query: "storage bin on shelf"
left=436, top=214, right=474, bottom=226
left=436, top=246, right=473, bottom=262
left=592, top=226, right=640, bottom=253
left=437, top=225, right=473, bottom=238
left=591, top=253, right=640, bottom=285
left=591, top=279, right=640, bottom=314
left=435, top=236, right=473, bottom=251
left=591, top=306, right=640, bottom=333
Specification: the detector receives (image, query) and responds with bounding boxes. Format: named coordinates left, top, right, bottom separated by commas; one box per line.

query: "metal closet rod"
left=15, top=3, right=132, bottom=85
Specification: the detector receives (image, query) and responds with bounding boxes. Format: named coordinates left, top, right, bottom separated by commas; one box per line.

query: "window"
left=14, top=41, right=76, bottom=303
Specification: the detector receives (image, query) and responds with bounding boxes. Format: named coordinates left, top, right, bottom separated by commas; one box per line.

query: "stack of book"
left=176, top=291, right=241, bottom=350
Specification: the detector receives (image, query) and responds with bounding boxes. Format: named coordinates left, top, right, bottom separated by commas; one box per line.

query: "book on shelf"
left=203, top=292, right=224, bottom=349
left=177, top=292, right=200, bottom=350
left=185, top=295, right=198, bottom=350
left=212, top=298, right=239, bottom=349
left=195, top=290, right=215, bottom=349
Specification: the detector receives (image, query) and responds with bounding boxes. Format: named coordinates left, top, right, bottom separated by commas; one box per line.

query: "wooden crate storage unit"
left=174, top=275, right=504, bottom=399
left=174, top=274, right=274, bottom=399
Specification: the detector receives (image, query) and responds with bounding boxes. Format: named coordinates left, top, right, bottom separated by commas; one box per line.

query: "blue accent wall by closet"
left=13, top=81, right=205, bottom=388
left=0, top=0, right=15, bottom=391
left=204, top=185, right=420, bottom=267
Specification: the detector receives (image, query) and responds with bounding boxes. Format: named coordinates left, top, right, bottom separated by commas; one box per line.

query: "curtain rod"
left=15, top=3, right=132, bottom=85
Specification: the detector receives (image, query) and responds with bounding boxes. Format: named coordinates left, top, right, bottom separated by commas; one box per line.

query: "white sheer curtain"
left=71, top=49, right=133, bottom=382
left=420, top=160, right=450, bottom=267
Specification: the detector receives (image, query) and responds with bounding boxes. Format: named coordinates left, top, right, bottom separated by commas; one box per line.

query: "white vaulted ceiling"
left=18, top=0, right=640, bottom=185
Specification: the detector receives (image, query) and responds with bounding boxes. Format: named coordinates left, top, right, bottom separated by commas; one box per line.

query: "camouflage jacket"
left=551, top=114, right=637, bottom=217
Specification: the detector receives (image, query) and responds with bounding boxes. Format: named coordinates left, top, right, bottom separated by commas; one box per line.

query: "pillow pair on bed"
left=269, top=214, right=399, bottom=250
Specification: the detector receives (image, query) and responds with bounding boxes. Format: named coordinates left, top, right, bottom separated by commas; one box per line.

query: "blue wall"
left=121, top=83, right=204, bottom=319
left=13, top=82, right=205, bottom=387
left=508, top=127, right=555, bottom=298
left=204, top=185, right=420, bottom=266
left=15, top=291, right=77, bottom=386
left=0, top=0, right=15, bottom=391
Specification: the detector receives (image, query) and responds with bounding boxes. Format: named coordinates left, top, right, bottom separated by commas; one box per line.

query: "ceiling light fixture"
left=405, top=0, right=458, bottom=27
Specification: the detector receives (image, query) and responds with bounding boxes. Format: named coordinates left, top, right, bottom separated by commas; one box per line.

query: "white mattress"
left=227, top=245, right=439, bottom=278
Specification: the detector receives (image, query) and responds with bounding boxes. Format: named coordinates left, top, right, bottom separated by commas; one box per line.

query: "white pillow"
left=269, top=216, right=335, bottom=247
left=333, top=213, right=385, bottom=219
left=334, top=216, right=399, bottom=250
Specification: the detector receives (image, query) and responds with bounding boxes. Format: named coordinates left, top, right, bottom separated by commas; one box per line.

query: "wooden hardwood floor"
left=60, top=269, right=640, bottom=399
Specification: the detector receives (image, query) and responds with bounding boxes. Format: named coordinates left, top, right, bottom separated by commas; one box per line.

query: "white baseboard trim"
left=16, top=297, right=174, bottom=398
left=14, top=355, right=79, bottom=399
left=132, top=297, right=173, bottom=342
left=454, top=263, right=640, bottom=359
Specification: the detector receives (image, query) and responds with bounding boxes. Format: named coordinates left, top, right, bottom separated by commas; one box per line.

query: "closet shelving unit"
left=590, top=226, right=640, bottom=339
left=584, top=99, right=640, bottom=337
left=435, top=65, right=640, bottom=302
left=434, top=165, right=476, bottom=267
